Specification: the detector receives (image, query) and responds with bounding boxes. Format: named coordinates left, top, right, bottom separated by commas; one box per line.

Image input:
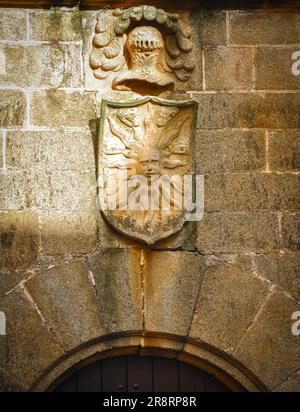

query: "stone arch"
left=30, top=333, right=266, bottom=392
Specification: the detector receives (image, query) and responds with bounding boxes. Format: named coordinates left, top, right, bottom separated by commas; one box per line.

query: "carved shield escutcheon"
left=98, top=97, right=198, bottom=244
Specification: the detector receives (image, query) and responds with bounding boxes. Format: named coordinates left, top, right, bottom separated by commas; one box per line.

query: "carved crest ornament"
left=91, top=5, right=198, bottom=244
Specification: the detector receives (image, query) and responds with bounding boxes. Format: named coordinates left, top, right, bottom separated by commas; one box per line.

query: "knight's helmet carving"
left=113, top=26, right=174, bottom=91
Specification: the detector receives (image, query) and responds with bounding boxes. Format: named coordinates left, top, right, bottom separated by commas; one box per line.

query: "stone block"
left=41, top=211, right=97, bottom=255
left=255, top=252, right=300, bottom=301
left=0, top=212, right=39, bottom=270
left=195, top=93, right=300, bottom=129
left=269, top=131, right=300, bottom=171
left=0, top=291, right=64, bottom=388
left=0, top=171, right=29, bottom=210
left=6, top=130, right=95, bottom=171
left=143, top=251, right=204, bottom=336
left=281, top=213, right=300, bottom=251
left=199, top=11, right=226, bottom=46
left=0, top=44, right=82, bottom=88
left=29, top=171, right=96, bottom=213
left=0, top=9, right=26, bottom=41
left=195, top=129, right=265, bottom=173
left=204, top=47, right=253, bottom=90
left=197, top=212, right=280, bottom=254
left=229, top=12, right=300, bottom=45
left=205, top=173, right=300, bottom=212
left=255, top=48, right=300, bottom=90
left=190, top=257, right=270, bottom=353
left=276, top=371, right=300, bottom=392
left=88, top=249, right=143, bottom=334
left=0, top=90, right=26, bottom=127
left=30, top=90, right=95, bottom=128
left=235, top=290, right=300, bottom=389
left=29, top=10, right=81, bottom=41
left=26, top=261, right=104, bottom=351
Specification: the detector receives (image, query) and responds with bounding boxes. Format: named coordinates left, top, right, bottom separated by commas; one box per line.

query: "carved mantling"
left=90, top=5, right=195, bottom=93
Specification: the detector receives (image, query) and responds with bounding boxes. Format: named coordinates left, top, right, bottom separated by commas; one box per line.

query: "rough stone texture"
left=0, top=212, right=39, bottom=269
left=0, top=9, right=26, bottom=41
left=204, top=47, right=253, bottom=90
left=199, top=11, right=226, bottom=46
left=0, top=171, right=29, bottom=210
left=281, top=213, right=300, bottom=251
left=255, top=48, right=300, bottom=90
left=235, top=290, right=300, bottom=389
left=0, top=90, right=26, bottom=127
left=0, top=290, right=64, bottom=388
left=195, top=93, right=300, bottom=129
left=195, top=130, right=265, bottom=173
left=26, top=261, right=104, bottom=351
left=6, top=130, right=95, bottom=171
left=205, top=173, right=300, bottom=212
left=143, top=251, right=204, bottom=336
left=255, top=252, right=300, bottom=301
left=269, top=131, right=300, bottom=171
left=276, top=371, right=300, bottom=392
left=190, top=257, right=270, bottom=353
left=29, top=171, right=96, bottom=212
left=41, top=211, right=97, bottom=255
left=197, top=212, right=280, bottom=254
left=229, top=12, right=300, bottom=45
left=29, top=10, right=81, bottom=41
left=30, top=90, right=95, bottom=128
left=88, top=249, right=143, bottom=334
left=0, top=44, right=82, bottom=88
left=0, top=367, right=26, bottom=392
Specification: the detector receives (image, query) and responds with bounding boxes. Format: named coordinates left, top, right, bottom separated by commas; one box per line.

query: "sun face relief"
left=98, top=97, right=197, bottom=244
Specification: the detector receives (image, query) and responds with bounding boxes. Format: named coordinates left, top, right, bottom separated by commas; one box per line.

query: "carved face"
left=137, top=146, right=161, bottom=177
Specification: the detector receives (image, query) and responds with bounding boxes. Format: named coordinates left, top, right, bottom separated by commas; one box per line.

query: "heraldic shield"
left=97, top=97, right=198, bottom=245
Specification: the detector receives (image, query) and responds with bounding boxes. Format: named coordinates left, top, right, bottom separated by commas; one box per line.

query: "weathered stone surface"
left=143, top=251, right=204, bottom=336
left=0, top=90, right=26, bottom=127
left=204, top=47, right=253, bottom=90
left=281, top=213, right=300, bottom=251
left=195, top=130, right=265, bottom=173
left=29, top=171, right=96, bottom=212
left=88, top=249, right=142, bottom=333
left=205, top=173, right=300, bottom=212
left=235, top=290, right=300, bottom=389
left=255, top=48, right=300, bottom=90
left=229, top=12, right=300, bottom=45
left=0, top=9, right=26, bottom=41
left=190, top=257, right=270, bottom=353
left=276, top=371, right=300, bottom=392
left=0, top=290, right=64, bottom=388
left=0, top=44, right=82, bottom=88
left=29, top=10, right=81, bottom=41
left=0, top=171, right=29, bottom=210
left=6, top=130, right=95, bottom=171
left=30, top=90, right=95, bottom=128
left=26, top=261, right=104, bottom=351
left=269, top=131, right=300, bottom=171
left=199, top=11, right=226, bottom=46
left=0, top=212, right=39, bottom=269
left=0, top=134, right=2, bottom=169
left=255, top=252, right=300, bottom=301
left=0, top=367, right=26, bottom=392
left=41, top=211, right=97, bottom=255
left=195, top=93, right=300, bottom=129
left=197, top=212, right=280, bottom=254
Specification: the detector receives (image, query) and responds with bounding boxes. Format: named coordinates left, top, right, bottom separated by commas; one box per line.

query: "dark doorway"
left=54, top=356, right=230, bottom=392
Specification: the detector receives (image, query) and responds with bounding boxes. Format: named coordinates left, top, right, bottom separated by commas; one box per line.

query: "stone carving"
left=98, top=97, right=197, bottom=244
left=90, top=5, right=195, bottom=91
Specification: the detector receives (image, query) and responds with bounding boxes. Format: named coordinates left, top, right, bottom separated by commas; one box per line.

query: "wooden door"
left=54, top=356, right=229, bottom=392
